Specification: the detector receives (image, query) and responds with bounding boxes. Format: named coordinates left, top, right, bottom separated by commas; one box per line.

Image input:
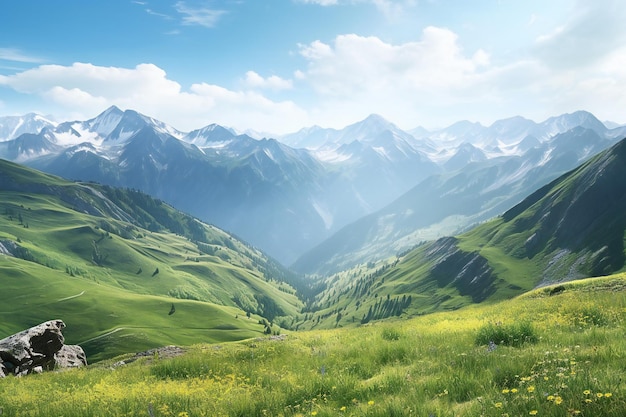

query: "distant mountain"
left=293, top=126, right=618, bottom=274
left=36, top=118, right=342, bottom=263
left=1, top=109, right=443, bottom=264
left=1, top=107, right=621, bottom=266
left=0, top=113, right=55, bottom=141
left=183, top=123, right=237, bottom=147
left=0, top=158, right=304, bottom=360
left=442, top=143, right=487, bottom=172
left=424, top=110, right=609, bottom=162
left=282, top=114, right=441, bottom=221
left=300, top=136, right=626, bottom=323
left=0, top=129, right=61, bottom=162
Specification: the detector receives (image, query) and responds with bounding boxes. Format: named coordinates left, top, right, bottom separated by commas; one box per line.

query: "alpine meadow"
left=2, top=1, right=626, bottom=416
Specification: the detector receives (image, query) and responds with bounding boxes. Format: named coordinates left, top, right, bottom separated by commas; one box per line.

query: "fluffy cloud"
left=294, top=14, right=626, bottom=128
left=533, top=0, right=626, bottom=70
left=300, top=28, right=490, bottom=95
left=295, top=27, right=495, bottom=126
left=243, top=71, right=293, bottom=90
left=0, top=62, right=307, bottom=133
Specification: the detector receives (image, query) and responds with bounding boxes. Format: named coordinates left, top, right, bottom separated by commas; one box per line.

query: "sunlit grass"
left=1, top=275, right=624, bottom=416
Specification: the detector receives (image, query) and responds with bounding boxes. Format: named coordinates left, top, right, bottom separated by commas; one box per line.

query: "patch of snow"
left=481, top=160, right=536, bottom=194
left=372, top=146, right=390, bottom=160
left=312, top=200, right=334, bottom=230
left=56, top=123, right=104, bottom=146
left=537, top=148, right=553, bottom=167
left=313, top=148, right=352, bottom=163
left=201, top=140, right=232, bottom=149
left=112, top=129, right=136, bottom=144
left=9, top=118, right=24, bottom=140
left=263, top=148, right=276, bottom=162
left=66, top=144, right=102, bottom=158
left=14, top=148, right=53, bottom=163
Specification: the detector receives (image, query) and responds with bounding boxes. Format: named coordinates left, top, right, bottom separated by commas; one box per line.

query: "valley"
left=1, top=108, right=626, bottom=416
left=2, top=108, right=624, bottom=269
left=1, top=107, right=626, bottom=346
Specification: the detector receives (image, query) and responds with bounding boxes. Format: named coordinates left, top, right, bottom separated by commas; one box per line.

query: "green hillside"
left=296, top=138, right=626, bottom=330
left=1, top=275, right=624, bottom=416
left=0, top=159, right=303, bottom=361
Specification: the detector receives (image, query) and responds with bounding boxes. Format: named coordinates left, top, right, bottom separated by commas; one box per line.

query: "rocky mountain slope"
left=298, top=137, right=626, bottom=328
left=293, top=125, right=620, bottom=274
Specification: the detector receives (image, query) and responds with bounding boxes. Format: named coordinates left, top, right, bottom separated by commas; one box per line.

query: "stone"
left=55, top=344, right=88, bottom=369
left=0, top=320, right=87, bottom=377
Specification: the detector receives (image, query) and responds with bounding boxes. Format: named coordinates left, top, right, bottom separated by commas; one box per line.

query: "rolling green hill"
left=0, top=158, right=304, bottom=361
left=1, top=274, right=624, bottom=416
left=297, top=137, right=626, bottom=329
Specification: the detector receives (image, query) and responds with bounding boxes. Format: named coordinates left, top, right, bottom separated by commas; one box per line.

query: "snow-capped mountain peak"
left=0, top=113, right=56, bottom=141
left=183, top=123, right=236, bottom=147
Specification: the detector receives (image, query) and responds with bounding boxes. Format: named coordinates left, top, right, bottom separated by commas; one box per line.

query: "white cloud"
left=533, top=0, right=626, bottom=69
left=243, top=71, right=293, bottom=90
left=0, top=48, right=45, bottom=63
left=175, top=1, right=226, bottom=28
left=295, top=28, right=496, bottom=126
left=299, top=28, right=490, bottom=96
left=292, top=20, right=626, bottom=128
left=0, top=62, right=308, bottom=133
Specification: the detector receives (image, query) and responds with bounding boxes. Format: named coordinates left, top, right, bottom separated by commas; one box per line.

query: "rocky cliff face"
left=0, top=320, right=86, bottom=377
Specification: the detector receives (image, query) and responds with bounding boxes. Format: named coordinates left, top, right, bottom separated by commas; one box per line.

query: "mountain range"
left=1, top=107, right=625, bottom=272
left=299, top=135, right=626, bottom=328
left=3, top=107, right=626, bottom=349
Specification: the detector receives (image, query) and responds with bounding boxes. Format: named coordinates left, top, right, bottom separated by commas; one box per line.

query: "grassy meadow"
left=0, top=162, right=302, bottom=361
left=1, top=275, right=624, bottom=417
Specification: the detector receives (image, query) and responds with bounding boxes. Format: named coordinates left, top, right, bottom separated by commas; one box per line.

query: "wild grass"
left=1, top=275, right=624, bottom=416
left=0, top=183, right=302, bottom=360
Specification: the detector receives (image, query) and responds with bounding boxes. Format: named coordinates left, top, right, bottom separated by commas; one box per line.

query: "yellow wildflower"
left=605, top=392, right=613, bottom=398
left=529, top=410, right=538, bottom=415
left=527, top=385, right=536, bottom=393
left=547, top=395, right=555, bottom=401
left=554, top=396, right=563, bottom=405
left=596, top=392, right=604, bottom=398
left=367, top=400, right=375, bottom=406
left=495, top=402, right=503, bottom=408
left=583, top=390, right=591, bottom=395
left=502, top=389, right=510, bottom=394
left=311, top=412, right=318, bottom=416
left=340, top=406, right=347, bottom=412
left=511, top=388, right=519, bottom=393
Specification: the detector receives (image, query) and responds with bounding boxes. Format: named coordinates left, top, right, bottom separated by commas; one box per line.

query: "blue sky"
left=1, top=0, right=625, bottom=134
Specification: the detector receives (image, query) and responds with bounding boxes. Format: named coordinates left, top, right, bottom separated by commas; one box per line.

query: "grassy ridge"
left=0, top=275, right=624, bottom=416
left=0, top=160, right=303, bottom=361
left=297, top=140, right=626, bottom=331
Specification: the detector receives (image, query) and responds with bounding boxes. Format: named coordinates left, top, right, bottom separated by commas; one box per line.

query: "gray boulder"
left=0, top=319, right=87, bottom=377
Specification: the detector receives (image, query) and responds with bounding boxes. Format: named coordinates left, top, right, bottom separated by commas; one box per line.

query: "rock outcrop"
left=0, top=320, right=87, bottom=377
